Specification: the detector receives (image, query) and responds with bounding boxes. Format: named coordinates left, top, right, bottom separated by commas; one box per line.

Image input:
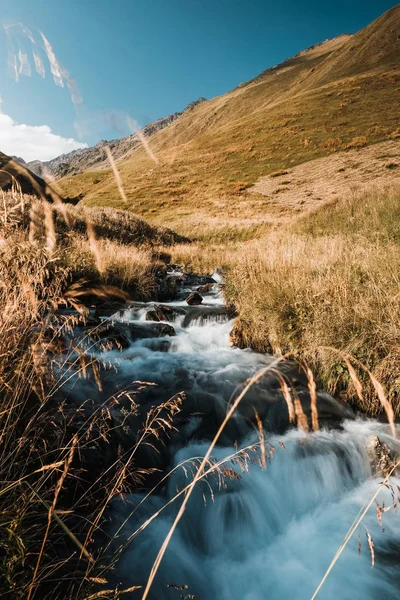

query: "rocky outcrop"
left=11, top=155, right=26, bottom=165
left=127, top=322, right=176, bottom=339
left=229, top=319, right=249, bottom=349
left=145, top=304, right=183, bottom=322
left=69, top=319, right=176, bottom=354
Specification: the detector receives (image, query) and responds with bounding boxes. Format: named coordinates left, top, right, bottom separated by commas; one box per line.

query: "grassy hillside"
left=55, top=6, right=400, bottom=240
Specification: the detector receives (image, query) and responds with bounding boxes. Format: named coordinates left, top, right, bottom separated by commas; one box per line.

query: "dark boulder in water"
left=366, top=435, right=397, bottom=477
left=127, top=321, right=176, bottom=340
left=95, top=300, right=129, bottom=318
left=82, top=322, right=131, bottom=351
left=145, top=306, right=168, bottom=322
left=186, top=291, right=203, bottom=305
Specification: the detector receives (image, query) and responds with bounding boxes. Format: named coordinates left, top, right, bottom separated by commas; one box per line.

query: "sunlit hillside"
left=55, top=6, right=400, bottom=240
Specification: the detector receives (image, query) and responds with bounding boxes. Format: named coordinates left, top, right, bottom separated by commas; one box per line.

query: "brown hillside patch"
left=250, top=140, right=400, bottom=215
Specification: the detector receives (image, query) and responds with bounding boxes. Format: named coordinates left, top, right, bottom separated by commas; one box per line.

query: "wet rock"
left=127, top=322, right=176, bottom=340
left=229, top=318, right=274, bottom=354
left=196, top=283, right=214, bottom=294
left=145, top=310, right=161, bottom=322
left=157, top=272, right=184, bottom=301
left=154, top=323, right=176, bottom=337
left=144, top=339, right=172, bottom=352
left=158, top=304, right=184, bottom=320
left=86, top=323, right=131, bottom=351
left=229, top=319, right=248, bottom=349
left=185, top=273, right=216, bottom=287
left=145, top=305, right=168, bottom=322
left=145, top=304, right=185, bottom=322
left=80, top=313, right=102, bottom=327
left=157, top=304, right=186, bottom=321
left=367, top=436, right=395, bottom=477
left=95, top=300, right=128, bottom=318
left=186, top=292, right=203, bottom=306
left=55, top=309, right=102, bottom=328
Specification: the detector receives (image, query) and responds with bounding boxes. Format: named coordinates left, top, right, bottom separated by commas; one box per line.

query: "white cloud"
left=40, top=31, right=64, bottom=88
left=18, top=49, right=31, bottom=76
left=33, top=50, right=45, bottom=78
left=0, top=113, right=88, bottom=162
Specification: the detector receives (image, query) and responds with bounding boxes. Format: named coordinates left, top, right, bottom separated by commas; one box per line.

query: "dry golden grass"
left=66, top=235, right=159, bottom=299
left=0, top=192, right=182, bottom=300
left=225, top=233, right=400, bottom=410
left=44, top=9, right=400, bottom=248
left=0, top=190, right=179, bottom=598
left=167, top=183, right=400, bottom=415
left=1, top=10, right=398, bottom=594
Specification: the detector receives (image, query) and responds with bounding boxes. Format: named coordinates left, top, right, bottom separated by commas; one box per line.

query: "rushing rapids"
left=64, top=268, right=400, bottom=599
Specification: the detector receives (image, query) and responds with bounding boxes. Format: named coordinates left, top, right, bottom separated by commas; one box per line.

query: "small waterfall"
left=108, top=422, right=400, bottom=599
left=63, top=269, right=400, bottom=598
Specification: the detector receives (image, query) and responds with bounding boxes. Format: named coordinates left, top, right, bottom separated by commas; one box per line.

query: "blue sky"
left=0, top=0, right=397, bottom=161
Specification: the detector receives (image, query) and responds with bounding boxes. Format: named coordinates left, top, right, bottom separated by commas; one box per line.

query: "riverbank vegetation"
left=0, top=191, right=182, bottom=598
left=169, top=183, right=400, bottom=415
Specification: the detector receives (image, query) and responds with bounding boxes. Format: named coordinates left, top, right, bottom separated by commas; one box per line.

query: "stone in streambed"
left=145, top=305, right=168, bottom=322
left=79, top=321, right=176, bottom=352
left=145, top=304, right=184, bottom=322
left=86, top=322, right=131, bottom=351
left=196, top=283, right=214, bottom=293
left=128, top=322, right=176, bottom=340
left=94, top=300, right=128, bottom=318
left=186, top=292, right=203, bottom=305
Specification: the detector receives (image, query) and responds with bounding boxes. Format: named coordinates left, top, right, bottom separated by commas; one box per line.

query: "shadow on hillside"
left=62, top=194, right=85, bottom=205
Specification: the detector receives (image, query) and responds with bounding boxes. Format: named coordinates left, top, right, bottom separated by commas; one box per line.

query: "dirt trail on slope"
left=251, top=140, right=400, bottom=214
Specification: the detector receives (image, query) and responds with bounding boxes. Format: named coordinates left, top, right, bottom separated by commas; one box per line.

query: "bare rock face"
left=0, top=151, right=61, bottom=201
left=11, top=155, right=26, bottom=165
left=186, top=292, right=203, bottom=306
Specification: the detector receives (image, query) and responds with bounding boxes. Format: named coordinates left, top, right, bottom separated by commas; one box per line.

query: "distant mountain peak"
left=184, top=97, right=207, bottom=111
left=11, top=156, right=26, bottom=165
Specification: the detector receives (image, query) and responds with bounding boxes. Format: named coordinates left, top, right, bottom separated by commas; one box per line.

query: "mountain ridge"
left=26, top=97, right=207, bottom=180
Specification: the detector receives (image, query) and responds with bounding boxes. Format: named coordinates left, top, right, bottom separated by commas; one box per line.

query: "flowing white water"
left=68, top=272, right=400, bottom=599
left=108, top=422, right=400, bottom=600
